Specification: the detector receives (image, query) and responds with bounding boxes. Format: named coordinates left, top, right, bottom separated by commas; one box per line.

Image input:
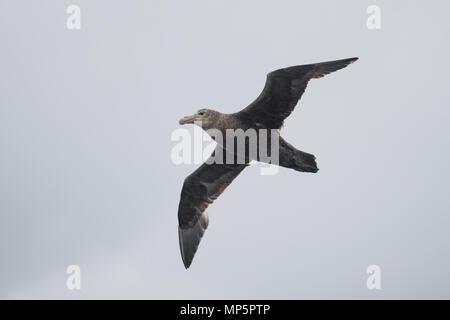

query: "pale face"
left=179, top=108, right=217, bottom=129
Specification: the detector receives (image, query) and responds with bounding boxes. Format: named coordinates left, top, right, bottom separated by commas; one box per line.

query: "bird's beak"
left=179, top=114, right=196, bottom=125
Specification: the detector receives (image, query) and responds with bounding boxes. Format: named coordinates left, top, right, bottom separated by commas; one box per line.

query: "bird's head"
left=179, top=108, right=220, bottom=130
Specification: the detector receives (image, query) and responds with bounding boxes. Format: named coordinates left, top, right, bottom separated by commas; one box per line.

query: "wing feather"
left=239, top=57, right=358, bottom=128
left=178, top=148, right=247, bottom=268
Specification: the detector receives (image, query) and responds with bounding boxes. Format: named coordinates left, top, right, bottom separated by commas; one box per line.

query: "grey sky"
left=1, top=0, right=449, bottom=299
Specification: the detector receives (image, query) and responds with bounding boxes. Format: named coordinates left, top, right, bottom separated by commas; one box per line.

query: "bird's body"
left=177, top=57, right=358, bottom=268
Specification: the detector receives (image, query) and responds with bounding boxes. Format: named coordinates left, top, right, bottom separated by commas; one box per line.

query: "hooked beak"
left=179, top=114, right=196, bottom=125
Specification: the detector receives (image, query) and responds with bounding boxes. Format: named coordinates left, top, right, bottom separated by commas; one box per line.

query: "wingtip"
left=178, top=211, right=209, bottom=269
left=181, top=250, right=194, bottom=269
left=180, top=248, right=191, bottom=269
left=337, top=57, right=358, bottom=65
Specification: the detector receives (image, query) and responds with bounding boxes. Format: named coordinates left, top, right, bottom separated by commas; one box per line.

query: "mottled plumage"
left=177, top=57, right=358, bottom=268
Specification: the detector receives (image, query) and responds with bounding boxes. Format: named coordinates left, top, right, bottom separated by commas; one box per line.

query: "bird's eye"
left=198, top=112, right=204, bottom=116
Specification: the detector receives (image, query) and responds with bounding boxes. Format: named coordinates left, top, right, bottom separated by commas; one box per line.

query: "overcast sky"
left=1, top=0, right=450, bottom=299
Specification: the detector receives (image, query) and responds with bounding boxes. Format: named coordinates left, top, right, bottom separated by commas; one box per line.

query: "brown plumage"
left=177, top=57, right=358, bottom=268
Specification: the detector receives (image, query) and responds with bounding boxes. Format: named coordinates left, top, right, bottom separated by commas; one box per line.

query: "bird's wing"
left=178, top=148, right=247, bottom=268
left=240, top=57, right=358, bottom=128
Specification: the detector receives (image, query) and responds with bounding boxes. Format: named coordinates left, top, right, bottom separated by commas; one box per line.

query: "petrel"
left=177, top=57, right=358, bottom=268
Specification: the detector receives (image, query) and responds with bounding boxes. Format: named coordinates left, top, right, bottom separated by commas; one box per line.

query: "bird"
left=177, top=57, right=358, bottom=268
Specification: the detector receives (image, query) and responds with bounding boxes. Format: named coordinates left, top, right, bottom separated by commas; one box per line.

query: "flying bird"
left=177, top=57, right=358, bottom=268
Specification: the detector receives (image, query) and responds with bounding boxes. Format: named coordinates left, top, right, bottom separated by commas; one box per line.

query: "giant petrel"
left=177, top=57, right=358, bottom=268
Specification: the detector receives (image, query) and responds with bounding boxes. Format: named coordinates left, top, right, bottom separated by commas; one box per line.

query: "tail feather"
left=278, top=137, right=319, bottom=173
left=292, top=150, right=319, bottom=173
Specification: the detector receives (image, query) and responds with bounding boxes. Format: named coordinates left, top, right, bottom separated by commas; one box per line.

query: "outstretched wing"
left=239, top=57, right=358, bottom=128
left=178, top=148, right=247, bottom=268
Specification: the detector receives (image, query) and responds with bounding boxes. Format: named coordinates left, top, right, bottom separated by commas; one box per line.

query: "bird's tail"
left=278, top=138, right=319, bottom=173
left=295, top=150, right=318, bottom=173
left=284, top=149, right=318, bottom=173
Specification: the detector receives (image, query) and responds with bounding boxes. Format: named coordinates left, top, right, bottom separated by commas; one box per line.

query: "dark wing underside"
left=178, top=147, right=247, bottom=268
left=239, top=57, right=358, bottom=128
